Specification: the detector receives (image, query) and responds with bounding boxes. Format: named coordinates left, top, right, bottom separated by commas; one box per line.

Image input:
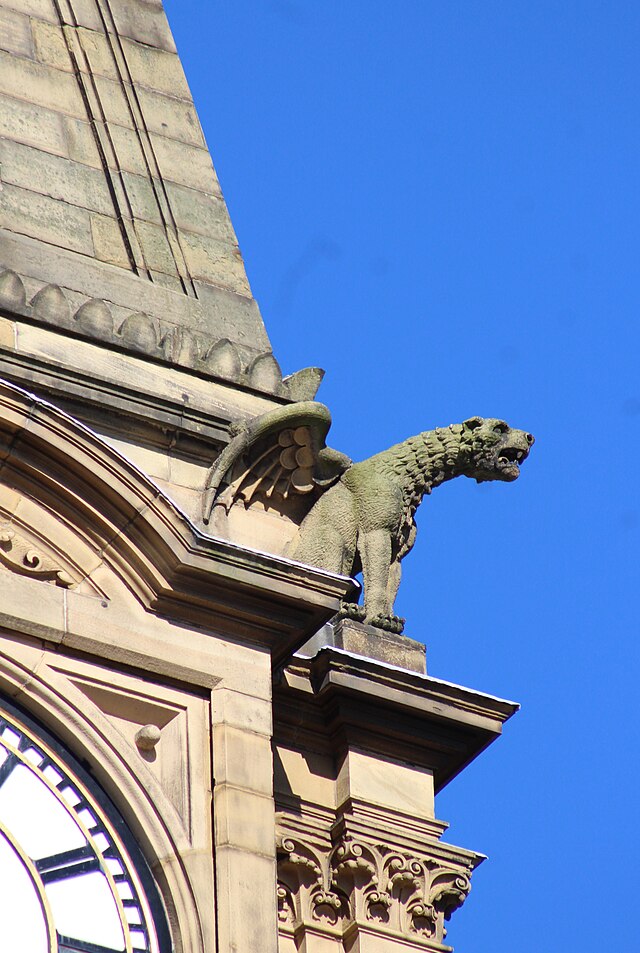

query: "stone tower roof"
left=0, top=0, right=293, bottom=396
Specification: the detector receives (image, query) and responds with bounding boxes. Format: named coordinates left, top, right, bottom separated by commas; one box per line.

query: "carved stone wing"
left=202, top=401, right=351, bottom=523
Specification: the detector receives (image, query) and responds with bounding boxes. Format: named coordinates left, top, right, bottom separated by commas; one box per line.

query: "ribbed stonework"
left=0, top=0, right=291, bottom=394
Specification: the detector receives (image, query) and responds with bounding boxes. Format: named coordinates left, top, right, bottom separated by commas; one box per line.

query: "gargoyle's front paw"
left=368, top=614, right=406, bottom=635
left=337, top=602, right=366, bottom=622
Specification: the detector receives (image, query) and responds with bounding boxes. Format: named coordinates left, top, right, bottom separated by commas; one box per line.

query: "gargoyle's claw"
left=368, top=614, right=406, bottom=635
left=337, top=602, right=366, bottom=621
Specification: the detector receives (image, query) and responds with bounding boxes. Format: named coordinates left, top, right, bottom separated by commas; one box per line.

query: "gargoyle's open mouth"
left=496, top=444, right=530, bottom=480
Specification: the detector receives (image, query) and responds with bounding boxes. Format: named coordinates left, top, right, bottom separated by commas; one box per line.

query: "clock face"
left=0, top=699, right=170, bottom=953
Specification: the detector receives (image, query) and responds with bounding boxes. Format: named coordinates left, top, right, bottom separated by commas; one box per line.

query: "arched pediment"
left=0, top=378, right=355, bottom=664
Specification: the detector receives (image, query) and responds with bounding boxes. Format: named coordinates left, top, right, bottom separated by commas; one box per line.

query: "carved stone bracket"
left=277, top=832, right=474, bottom=949
left=276, top=836, right=348, bottom=937
left=0, top=525, right=75, bottom=588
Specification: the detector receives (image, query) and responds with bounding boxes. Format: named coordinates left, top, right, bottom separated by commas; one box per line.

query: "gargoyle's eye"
left=463, top=416, right=483, bottom=431
left=493, top=422, right=509, bottom=434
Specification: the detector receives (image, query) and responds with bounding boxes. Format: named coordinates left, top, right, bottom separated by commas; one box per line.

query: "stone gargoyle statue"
left=202, top=403, right=534, bottom=634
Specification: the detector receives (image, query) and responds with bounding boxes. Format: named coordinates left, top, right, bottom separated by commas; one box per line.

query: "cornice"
left=274, top=646, right=518, bottom=791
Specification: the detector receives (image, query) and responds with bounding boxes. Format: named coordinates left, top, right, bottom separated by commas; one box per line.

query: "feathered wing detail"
left=202, top=401, right=351, bottom=523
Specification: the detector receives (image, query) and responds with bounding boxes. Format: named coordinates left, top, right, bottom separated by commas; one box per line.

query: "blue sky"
left=164, top=3, right=640, bottom=949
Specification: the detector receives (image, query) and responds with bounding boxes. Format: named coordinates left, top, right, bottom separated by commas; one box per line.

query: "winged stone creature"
left=203, top=402, right=534, bottom=634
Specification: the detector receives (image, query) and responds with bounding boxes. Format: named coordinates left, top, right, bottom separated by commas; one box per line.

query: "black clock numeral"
left=36, top=844, right=101, bottom=883
left=57, top=935, right=124, bottom=953
left=0, top=750, right=18, bottom=788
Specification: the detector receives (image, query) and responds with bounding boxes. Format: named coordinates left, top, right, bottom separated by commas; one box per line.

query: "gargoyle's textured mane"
left=372, top=426, right=466, bottom=496
left=205, top=404, right=534, bottom=632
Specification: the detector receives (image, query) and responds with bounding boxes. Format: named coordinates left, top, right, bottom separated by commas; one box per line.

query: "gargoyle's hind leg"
left=289, top=483, right=356, bottom=575
left=357, top=528, right=393, bottom=625
left=385, top=559, right=402, bottom=614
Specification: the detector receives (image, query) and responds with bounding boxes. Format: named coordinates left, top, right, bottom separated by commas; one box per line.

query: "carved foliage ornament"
left=205, top=401, right=534, bottom=633
left=277, top=837, right=348, bottom=929
left=276, top=836, right=472, bottom=947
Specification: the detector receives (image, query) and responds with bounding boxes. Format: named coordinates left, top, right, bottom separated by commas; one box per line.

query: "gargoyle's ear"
left=463, top=416, right=484, bottom=431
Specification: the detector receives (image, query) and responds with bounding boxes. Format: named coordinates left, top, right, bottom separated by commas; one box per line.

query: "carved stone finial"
left=118, top=313, right=160, bottom=354
left=162, top=325, right=201, bottom=367
left=246, top=352, right=283, bottom=394
left=202, top=338, right=242, bottom=380
left=0, top=269, right=26, bottom=310
left=74, top=299, right=113, bottom=337
left=31, top=284, right=70, bottom=324
left=283, top=366, right=325, bottom=401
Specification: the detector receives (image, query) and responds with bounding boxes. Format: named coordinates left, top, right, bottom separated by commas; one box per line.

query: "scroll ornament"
left=0, top=525, right=75, bottom=588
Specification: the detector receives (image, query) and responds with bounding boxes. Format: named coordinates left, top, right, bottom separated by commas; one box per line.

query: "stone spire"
left=0, top=0, right=291, bottom=395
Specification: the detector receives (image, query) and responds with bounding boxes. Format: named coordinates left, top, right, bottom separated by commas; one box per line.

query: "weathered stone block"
left=147, top=269, right=183, bottom=293
left=149, top=133, right=221, bottom=195
left=73, top=25, right=119, bottom=80
left=213, top=725, right=274, bottom=796
left=2, top=0, right=57, bottom=24
left=164, top=181, right=238, bottom=243
left=137, top=86, right=204, bottom=147
left=0, top=139, right=114, bottom=216
left=0, top=182, right=93, bottom=254
left=195, top=282, right=270, bottom=350
left=0, top=316, right=16, bottom=348
left=215, top=846, right=279, bottom=953
left=56, top=0, right=102, bottom=32
left=330, top=618, right=427, bottom=673
left=92, top=74, right=133, bottom=127
left=275, top=746, right=336, bottom=808
left=104, top=121, right=148, bottom=176
left=120, top=171, right=164, bottom=225
left=121, top=36, right=190, bottom=99
left=0, top=6, right=34, bottom=58
left=63, top=115, right=102, bottom=169
left=0, top=91, right=67, bottom=156
left=134, top=220, right=180, bottom=276
left=167, top=453, right=207, bottom=491
left=31, top=18, right=72, bottom=71
left=90, top=213, right=131, bottom=269
left=212, top=688, right=273, bottom=737
left=214, top=785, right=275, bottom=855
left=180, top=231, right=251, bottom=297
left=337, top=749, right=435, bottom=819
left=0, top=49, right=85, bottom=115
left=107, top=0, right=177, bottom=54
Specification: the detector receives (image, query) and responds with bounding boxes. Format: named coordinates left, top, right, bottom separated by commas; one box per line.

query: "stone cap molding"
left=0, top=233, right=322, bottom=400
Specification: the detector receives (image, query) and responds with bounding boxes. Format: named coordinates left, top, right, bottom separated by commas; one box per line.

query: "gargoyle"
left=203, top=404, right=534, bottom=633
